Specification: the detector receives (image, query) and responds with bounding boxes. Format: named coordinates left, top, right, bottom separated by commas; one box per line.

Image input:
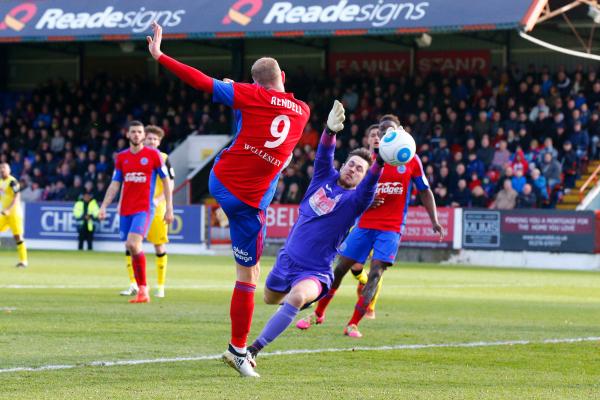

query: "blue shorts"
left=209, top=171, right=266, bottom=267
left=338, top=227, right=401, bottom=265
left=265, top=249, right=332, bottom=306
left=119, top=211, right=152, bottom=241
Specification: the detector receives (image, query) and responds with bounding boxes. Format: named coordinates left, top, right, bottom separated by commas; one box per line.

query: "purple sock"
left=251, top=302, right=299, bottom=351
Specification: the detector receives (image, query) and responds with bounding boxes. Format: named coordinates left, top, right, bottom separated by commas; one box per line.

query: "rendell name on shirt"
left=270, top=96, right=303, bottom=115
left=243, top=143, right=282, bottom=167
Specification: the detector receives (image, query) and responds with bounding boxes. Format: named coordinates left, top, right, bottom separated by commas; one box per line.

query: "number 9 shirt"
left=212, top=80, right=310, bottom=210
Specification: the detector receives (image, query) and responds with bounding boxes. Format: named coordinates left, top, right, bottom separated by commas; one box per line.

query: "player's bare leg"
left=222, top=262, right=260, bottom=378
left=345, top=261, right=388, bottom=337
left=297, top=256, right=355, bottom=329
left=14, top=234, right=27, bottom=268
left=248, top=279, right=321, bottom=370
left=126, top=233, right=149, bottom=303
left=154, top=243, right=167, bottom=298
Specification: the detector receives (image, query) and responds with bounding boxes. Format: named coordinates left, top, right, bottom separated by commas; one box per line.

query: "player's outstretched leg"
left=249, top=279, right=321, bottom=373
left=296, top=256, right=355, bottom=330
left=120, top=250, right=139, bottom=296
left=222, top=263, right=259, bottom=377
left=345, top=262, right=388, bottom=338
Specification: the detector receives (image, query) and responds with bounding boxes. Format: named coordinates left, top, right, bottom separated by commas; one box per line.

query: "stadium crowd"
left=1, top=63, right=600, bottom=209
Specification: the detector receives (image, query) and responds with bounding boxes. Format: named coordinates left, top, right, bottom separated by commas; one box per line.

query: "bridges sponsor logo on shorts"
left=233, top=246, right=253, bottom=263
left=124, top=172, right=147, bottom=183
left=376, top=182, right=403, bottom=195
left=243, top=143, right=283, bottom=167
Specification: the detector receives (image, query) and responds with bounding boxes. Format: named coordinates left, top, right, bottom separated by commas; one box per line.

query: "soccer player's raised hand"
left=327, top=100, right=345, bottom=133
left=147, top=21, right=163, bottom=60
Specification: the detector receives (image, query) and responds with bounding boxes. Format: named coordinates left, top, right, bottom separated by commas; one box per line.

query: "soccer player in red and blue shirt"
left=147, top=22, right=309, bottom=377
left=99, top=121, right=173, bottom=304
left=297, top=115, right=444, bottom=338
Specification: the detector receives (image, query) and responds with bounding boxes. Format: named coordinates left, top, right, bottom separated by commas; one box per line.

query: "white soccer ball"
left=378, top=128, right=416, bottom=166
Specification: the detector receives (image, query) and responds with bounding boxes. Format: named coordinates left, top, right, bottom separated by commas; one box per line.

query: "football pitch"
left=1, top=250, right=600, bottom=399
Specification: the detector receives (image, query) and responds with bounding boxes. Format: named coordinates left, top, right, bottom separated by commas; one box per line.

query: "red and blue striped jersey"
left=358, top=155, right=429, bottom=233
left=212, top=80, right=310, bottom=209
left=112, top=147, right=167, bottom=216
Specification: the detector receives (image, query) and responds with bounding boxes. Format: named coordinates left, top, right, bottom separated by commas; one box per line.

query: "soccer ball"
left=378, top=128, right=416, bottom=166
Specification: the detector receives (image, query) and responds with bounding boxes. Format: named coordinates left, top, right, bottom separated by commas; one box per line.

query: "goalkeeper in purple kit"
left=244, top=101, right=385, bottom=374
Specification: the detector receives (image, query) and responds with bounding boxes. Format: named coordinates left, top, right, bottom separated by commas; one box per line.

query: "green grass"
left=1, top=250, right=600, bottom=399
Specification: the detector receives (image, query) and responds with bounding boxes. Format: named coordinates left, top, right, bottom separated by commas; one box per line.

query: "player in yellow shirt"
left=120, top=126, right=174, bottom=298
left=0, top=163, right=28, bottom=268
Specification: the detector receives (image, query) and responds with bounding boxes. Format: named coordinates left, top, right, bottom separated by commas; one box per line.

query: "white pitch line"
left=0, top=283, right=550, bottom=290
left=1, top=336, right=598, bottom=374
left=0, top=307, right=16, bottom=311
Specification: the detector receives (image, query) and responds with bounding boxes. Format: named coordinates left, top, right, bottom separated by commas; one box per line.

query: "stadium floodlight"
left=588, top=4, right=600, bottom=24
left=415, top=33, right=432, bottom=48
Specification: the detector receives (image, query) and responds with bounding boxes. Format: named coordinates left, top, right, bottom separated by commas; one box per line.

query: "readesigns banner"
left=0, top=0, right=543, bottom=41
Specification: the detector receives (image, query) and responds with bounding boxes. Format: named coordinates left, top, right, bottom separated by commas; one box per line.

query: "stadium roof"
left=0, top=0, right=547, bottom=42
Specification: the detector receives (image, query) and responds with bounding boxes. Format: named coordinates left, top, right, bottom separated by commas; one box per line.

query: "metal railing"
left=579, top=163, right=600, bottom=201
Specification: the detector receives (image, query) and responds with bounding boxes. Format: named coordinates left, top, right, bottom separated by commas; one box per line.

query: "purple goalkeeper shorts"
left=265, top=249, right=333, bottom=306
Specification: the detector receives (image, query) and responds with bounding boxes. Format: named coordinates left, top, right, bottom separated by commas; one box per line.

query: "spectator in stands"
left=64, top=175, right=83, bottom=201
left=570, top=121, right=590, bottom=159
left=491, top=179, right=517, bottom=210
left=539, top=137, right=558, bottom=161
left=298, top=122, right=319, bottom=150
left=470, top=185, right=488, bottom=208
left=283, top=182, right=302, bottom=204
left=20, top=181, right=43, bottom=202
left=341, top=86, right=359, bottom=112
left=434, top=185, right=451, bottom=207
left=541, top=152, right=562, bottom=189
left=511, top=168, right=527, bottom=194
left=560, top=140, right=579, bottom=189
left=517, top=184, right=537, bottom=208
left=491, top=140, right=511, bottom=170
left=466, top=152, right=485, bottom=181
left=530, top=168, right=549, bottom=204
left=451, top=179, right=470, bottom=207
left=51, top=130, right=65, bottom=153
left=529, top=98, right=550, bottom=121
left=477, top=135, right=495, bottom=168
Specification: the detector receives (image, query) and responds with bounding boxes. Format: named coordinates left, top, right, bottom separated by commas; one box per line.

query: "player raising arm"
left=147, top=22, right=310, bottom=376
left=243, top=101, right=384, bottom=376
left=297, top=115, right=444, bottom=338
left=99, top=121, right=174, bottom=304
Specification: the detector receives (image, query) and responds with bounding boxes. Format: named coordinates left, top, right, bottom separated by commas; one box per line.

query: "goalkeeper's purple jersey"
left=283, top=132, right=383, bottom=272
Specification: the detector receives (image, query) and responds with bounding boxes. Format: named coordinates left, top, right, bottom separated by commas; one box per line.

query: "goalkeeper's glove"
left=326, top=100, right=345, bottom=135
